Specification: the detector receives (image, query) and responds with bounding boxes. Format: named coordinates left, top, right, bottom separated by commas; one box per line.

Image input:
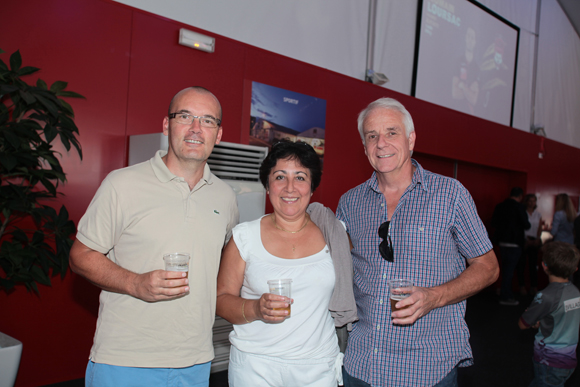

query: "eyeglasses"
left=169, top=112, right=221, bottom=129
left=378, top=221, right=394, bottom=262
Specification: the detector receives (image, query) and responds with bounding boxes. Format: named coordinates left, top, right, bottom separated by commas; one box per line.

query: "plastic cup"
left=267, top=279, right=292, bottom=316
left=388, top=279, right=413, bottom=313
left=163, top=253, right=190, bottom=278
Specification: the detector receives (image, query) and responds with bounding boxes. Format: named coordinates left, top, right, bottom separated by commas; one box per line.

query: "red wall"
left=1, top=0, right=579, bottom=385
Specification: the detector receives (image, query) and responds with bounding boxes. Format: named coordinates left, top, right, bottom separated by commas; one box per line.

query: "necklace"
left=271, top=214, right=309, bottom=234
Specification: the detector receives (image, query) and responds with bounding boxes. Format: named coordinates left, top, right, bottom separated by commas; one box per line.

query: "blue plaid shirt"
left=336, top=160, right=492, bottom=387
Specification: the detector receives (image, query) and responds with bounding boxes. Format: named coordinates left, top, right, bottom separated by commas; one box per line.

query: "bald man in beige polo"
left=70, top=87, right=239, bottom=387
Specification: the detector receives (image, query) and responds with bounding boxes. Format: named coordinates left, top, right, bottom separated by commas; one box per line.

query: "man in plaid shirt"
left=336, top=98, right=499, bottom=387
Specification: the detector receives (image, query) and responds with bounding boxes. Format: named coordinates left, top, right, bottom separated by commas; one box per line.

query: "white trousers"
left=228, top=346, right=343, bottom=387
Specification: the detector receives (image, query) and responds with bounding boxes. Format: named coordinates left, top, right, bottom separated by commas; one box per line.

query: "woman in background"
left=550, top=193, right=575, bottom=244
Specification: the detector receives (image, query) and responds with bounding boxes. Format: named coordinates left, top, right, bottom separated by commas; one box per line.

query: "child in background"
left=519, top=241, right=580, bottom=387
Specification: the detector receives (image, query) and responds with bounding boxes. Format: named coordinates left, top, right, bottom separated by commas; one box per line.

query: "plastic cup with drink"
left=267, top=279, right=292, bottom=317
left=163, top=253, right=190, bottom=279
left=388, top=278, right=413, bottom=314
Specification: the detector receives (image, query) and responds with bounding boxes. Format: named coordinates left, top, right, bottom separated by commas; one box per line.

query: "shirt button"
left=383, top=274, right=386, bottom=279
left=380, top=299, right=383, bottom=304
left=381, top=203, right=384, bottom=207
left=374, top=348, right=378, bottom=353
left=377, top=325, right=380, bottom=330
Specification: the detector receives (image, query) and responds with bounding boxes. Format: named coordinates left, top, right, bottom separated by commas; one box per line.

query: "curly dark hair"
left=259, top=140, right=322, bottom=192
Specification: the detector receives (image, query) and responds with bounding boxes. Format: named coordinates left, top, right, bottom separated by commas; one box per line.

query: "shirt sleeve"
left=232, top=222, right=249, bottom=262
left=225, top=195, right=239, bottom=244
left=451, top=184, right=493, bottom=259
left=521, top=291, right=556, bottom=326
left=76, top=174, right=123, bottom=256
left=336, top=195, right=349, bottom=231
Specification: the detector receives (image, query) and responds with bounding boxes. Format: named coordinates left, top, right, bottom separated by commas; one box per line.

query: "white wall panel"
left=536, top=0, right=580, bottom=149
left=512, top=30, right=535, bottom=132
left=113, top=0, right=368, bottom=79
left=478, top=0, right=538, bottom=33
left=373, top=0, right=419, bottom=95
left=477, top=0, right=539, bottom=132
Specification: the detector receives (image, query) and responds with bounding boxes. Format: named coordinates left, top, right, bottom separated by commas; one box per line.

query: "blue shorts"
left=85, top=360, right=211, bottom=387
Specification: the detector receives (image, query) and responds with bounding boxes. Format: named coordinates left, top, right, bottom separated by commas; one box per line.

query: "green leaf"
left=56, top=205, right=70, bottom=225
left=44, top=124, right=58, bottom=143
left=4, top=129, right=21, bottom=149
left=34, top=92, right=59, bottom=117
left=30, top=281, right=39, bottom=294
left=0, top=153, right=17, bottom=171
left=58, top=132, right=71, bottom=151
left=18, top=66, right=39, bottom=76
left=55, top=90, right=85, bottom=99
left=58, top=99, right=74, bottom=116
left=9, top=50, right=22, bottom=72
left=50, top=81, right=68, bottom=93
left=36, top=79, right=48, bottom=89
left=18, top=89, right=36, bottom=105
left=0, top=84, right=19, bottom=94
left=0, top=278, right=15, bottom=292
left=32, top=231, right=45, bottom=245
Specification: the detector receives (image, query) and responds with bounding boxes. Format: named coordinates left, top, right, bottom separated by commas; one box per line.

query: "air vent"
left=208, top=142, right=268, bottom=181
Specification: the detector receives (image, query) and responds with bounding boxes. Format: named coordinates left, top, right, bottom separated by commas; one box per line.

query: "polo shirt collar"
left=366, top=158, right=427, bottom=195
left=151, top=150, right=213, bottom=185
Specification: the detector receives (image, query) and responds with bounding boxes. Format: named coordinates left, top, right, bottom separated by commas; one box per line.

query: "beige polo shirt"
left=77, top=150, right=238, bottom=368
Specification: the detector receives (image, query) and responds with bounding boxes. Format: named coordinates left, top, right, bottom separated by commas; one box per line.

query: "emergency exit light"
left=178, top=28, right=215, bottom=53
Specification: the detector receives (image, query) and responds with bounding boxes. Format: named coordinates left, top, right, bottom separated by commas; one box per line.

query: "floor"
left=43, top=291, right=579, bottom=387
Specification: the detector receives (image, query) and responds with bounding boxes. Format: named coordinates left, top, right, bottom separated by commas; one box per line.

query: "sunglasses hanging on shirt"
left=378, top=221, right=394, bottom=262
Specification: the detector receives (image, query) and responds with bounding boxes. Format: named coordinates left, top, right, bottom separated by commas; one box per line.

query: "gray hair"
left=357, top=98, right=415, bottom=144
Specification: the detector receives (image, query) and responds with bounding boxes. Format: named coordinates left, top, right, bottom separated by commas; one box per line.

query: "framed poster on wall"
left=249, top=81, right=327, bottom=163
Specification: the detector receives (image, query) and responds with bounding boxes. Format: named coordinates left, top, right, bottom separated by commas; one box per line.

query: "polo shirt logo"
left=564, top=297, right=580, bottom=312
left=214, top=210, right=220, bottom=215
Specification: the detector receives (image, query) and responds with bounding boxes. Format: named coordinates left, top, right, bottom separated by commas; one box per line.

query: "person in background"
left=550, top=193, right=575, bottom=244
left=519, top=241, right=580, bottom=387
left=518, top=194, right=544, bottom=296
left=337, top=97, right=499, bottom=387
left=492, top=187, right=531, bottom=306
left=216, top=140, right=357, bottom=387
left=69, top=87, right=239, bottom=387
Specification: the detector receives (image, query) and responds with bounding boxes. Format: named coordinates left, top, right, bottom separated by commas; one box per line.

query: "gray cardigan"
left=307, top=202, right=358, bottom=329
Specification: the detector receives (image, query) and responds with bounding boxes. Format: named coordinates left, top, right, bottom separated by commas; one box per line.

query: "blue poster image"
left=249, top=81, right=327, bottom=159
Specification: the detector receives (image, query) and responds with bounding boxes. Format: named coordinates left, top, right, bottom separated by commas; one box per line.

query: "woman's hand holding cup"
left=254, top=292, right=293, bottom=323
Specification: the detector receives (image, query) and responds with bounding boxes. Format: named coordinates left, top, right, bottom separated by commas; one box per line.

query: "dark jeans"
left=500, top=246, right=522, bottom=300
left=529, top=360, right=574, bottom=387
left=343, top=367, right=458, bottom=387
left=518, top=238, right=540, bottom=289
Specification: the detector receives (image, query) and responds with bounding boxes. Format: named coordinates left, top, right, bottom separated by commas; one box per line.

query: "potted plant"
left=0, top=48, right=83, bottom=386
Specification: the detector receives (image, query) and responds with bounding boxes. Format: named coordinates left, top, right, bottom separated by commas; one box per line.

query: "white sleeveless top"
left=229, top=217, right=339, bottom=360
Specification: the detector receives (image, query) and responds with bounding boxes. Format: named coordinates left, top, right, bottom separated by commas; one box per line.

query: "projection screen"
left=413, top=0, right=519, bottom=127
